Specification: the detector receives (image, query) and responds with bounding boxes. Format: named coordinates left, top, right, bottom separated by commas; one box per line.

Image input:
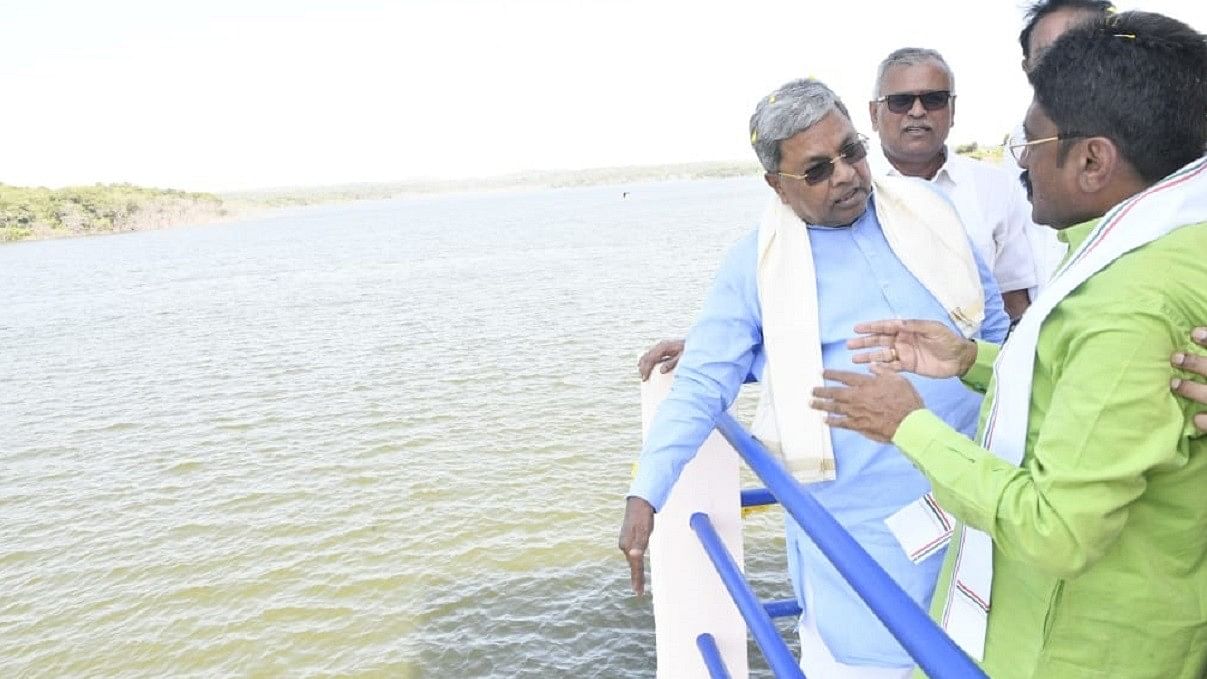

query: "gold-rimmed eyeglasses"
left=1006, top=132, right=1086, bottom=163
left=777, top=134, right=869, bottom=185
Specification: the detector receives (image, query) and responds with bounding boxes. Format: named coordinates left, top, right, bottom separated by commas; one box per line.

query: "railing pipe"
left=690, top=512, right=806, bottom=679
left=762, top=598, right=803, bottom=619
left=740, top=487, right=777, bottom=507
left=696, top=633, right=733, bottom=679
left=714, top=412, right=988, bottom=679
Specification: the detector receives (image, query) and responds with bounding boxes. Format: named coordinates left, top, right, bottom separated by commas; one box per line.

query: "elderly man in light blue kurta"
left=617, top=78, right=1008, bottom=678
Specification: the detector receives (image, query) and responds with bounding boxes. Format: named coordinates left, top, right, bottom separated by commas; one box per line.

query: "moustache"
left=1019, top=170, right=1033, bottom=202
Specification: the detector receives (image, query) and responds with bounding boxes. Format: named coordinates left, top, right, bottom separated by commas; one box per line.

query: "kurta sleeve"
left=959, top=339, right=998, bottom=394
left=628, top=233, right=762, bottom=511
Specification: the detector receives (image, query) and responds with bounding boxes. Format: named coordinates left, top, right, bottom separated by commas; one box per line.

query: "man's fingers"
left=852, top=319, right=904, bottom=335
left=811, top=385, right=852, bottom=401
left=627, top=547, right=646, bottom=595
left=1174, top=352, right=1207, bottom=379
left=846, top=334, right=894, bottom=351
left=825, top=414, right=854, bottom=429
left=823, top=369, right=873, bottom=386
left=870, top=362, right=897, bottom=377
left=1192, top=327, right=1207, bottom=348
left=811, top=396, right=847, bottom=414
left=637, top=340, right=683, bottom=380
left=637, top=354, right=657, bottom=380
left=1195, top=412, right=1206, bottom=434
left=619, top=528, right=648, bottom=595
left=1172, top=377, right=1207, bottom=405
left=851, top=347, right=899, bottom=365
left=620, top=497, right=655, bottom=596
left=638, top=340, right=685, bottom=380
left=638, top=352, right=671, bottom=381
left=852, top=351, right=903, bottom=368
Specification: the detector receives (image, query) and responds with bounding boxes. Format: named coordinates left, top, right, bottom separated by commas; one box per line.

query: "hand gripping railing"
left=687, top=411, right=988, bottom=679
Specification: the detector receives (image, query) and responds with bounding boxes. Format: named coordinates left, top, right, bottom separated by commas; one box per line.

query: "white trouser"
left=798, top=581, right=914, bottom=679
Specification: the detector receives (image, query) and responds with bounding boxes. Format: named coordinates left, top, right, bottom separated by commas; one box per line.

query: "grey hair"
left=749, top=79, right=851, bottom=173
left=873, top=48, right=956, bottom=98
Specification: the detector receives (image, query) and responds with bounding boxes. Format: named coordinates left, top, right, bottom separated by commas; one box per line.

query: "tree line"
left=0, top=183, right=225, bottom=242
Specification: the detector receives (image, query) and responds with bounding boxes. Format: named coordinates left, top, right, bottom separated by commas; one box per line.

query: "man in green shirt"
left=811, top=11, right=1207, bottom=679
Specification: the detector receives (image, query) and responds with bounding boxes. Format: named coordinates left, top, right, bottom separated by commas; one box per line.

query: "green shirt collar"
left=1057, top=217, right=1103, bottom=251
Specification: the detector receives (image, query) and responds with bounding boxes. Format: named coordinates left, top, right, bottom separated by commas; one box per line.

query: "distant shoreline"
left=2, top=148, right=1004, bottom=244
left=1, top=162, right=763, bottom=244
left=219, top=161, right=765, bottom=206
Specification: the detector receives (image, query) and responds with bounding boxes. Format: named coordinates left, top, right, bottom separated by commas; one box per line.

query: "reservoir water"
left=0, top=177, right=797, bottom=677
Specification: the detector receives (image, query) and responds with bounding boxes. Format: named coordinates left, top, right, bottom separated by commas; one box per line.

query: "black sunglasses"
left=876, top=90, right=953, bottom=114
left=777, top=135, right=869, bottom=186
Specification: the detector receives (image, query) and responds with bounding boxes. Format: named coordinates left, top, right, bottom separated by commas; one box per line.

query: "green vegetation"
left=954, top=141, right=1006, bottom=165
left=0, top=183, right=226, bottom=242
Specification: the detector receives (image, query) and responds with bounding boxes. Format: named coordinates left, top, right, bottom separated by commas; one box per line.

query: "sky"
left=1, top=0, right=1202, bottom=192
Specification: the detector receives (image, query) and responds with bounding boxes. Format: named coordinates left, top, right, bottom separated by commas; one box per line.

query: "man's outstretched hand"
left=847, top=319, right=977, bottom=379
left=812, top=365, right=925, bottom=443
left=618, top=496, right=655, bottom=595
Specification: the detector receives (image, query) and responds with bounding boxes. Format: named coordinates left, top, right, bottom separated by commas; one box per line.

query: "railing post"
left=641, top=368, right=749, bottom=679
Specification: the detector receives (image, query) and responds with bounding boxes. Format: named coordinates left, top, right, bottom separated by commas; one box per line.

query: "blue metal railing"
left=740, top=487, right=777, bottom=508
left=687, top=411, right=987, bottom=678
left=761, top=598, right=802, bottom=619
left=695, top=633, right=733, bottom=679
left=691, top=512, right=805, bottom=678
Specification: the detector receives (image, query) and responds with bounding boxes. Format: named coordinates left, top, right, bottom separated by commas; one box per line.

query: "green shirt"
left=894, top=219, right=1207, bottom=678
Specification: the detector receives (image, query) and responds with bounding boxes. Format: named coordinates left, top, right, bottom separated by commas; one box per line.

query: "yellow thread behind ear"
left=751, top=130, right=758, bottom=144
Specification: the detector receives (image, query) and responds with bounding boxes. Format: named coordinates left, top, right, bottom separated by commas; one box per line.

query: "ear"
left=1020, top=57, right=1029, bottom=74
left=867, top=100, right=879, bottom=132
left=948, top=96, right=956, bottom=128
left=1076, top=137, right=1120, bottom=193
left=764, top=173, right=790, bottom=204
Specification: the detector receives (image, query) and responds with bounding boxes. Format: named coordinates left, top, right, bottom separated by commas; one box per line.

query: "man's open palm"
left=847, top=319, right=976, bottom=379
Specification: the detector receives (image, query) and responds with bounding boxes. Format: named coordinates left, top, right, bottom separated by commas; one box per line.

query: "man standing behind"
left=868, top=48, right=1037, bottom=320
left=619, top=78, right=1008, bottom=677
left=1015, top=0, right=1117, bottom=294
left=813, top=12, right=1207, bottom=678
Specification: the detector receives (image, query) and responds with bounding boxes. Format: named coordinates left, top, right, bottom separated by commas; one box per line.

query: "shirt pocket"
left=1040, top=580, right=1064, bottom=642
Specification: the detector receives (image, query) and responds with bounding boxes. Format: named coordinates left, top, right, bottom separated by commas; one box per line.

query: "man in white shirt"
left=867, top=47, right=1036, bottom=320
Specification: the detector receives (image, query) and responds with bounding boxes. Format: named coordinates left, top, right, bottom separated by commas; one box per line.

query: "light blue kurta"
left=629, top=196, right=1009, bottom=667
